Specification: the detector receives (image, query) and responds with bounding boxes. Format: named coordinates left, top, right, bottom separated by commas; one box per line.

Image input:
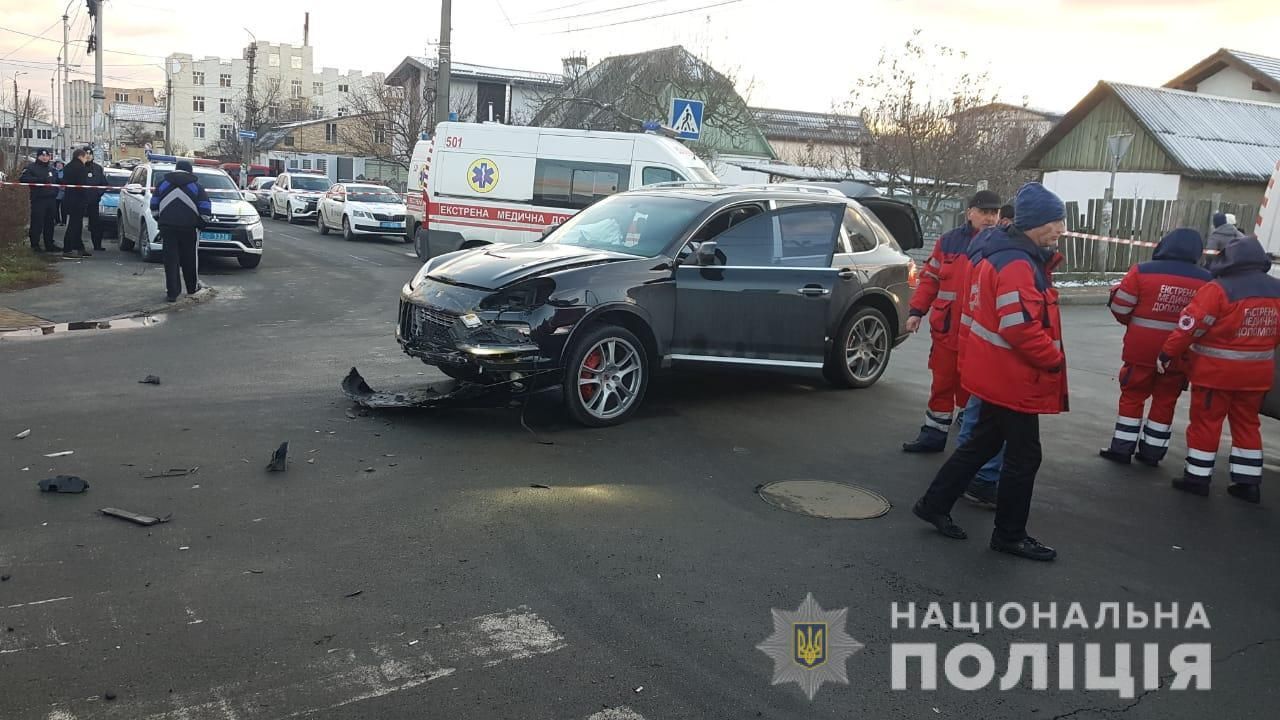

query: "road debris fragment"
left=530, top=483, right=551, bottom=489
left=138, top=375, right=161, bottom=385
left=144, top=467, right=199, bottom=479
left=44, top=450, right=74, bottom=458
left=344, top=590, right=363, bottom=598
left=38, top=475, right=88, bottom=493
left=100, top=507, right=172, bottom=526
left=14, top=429, right=30, bottom=439
left=266, top=442, right=289, bottom=472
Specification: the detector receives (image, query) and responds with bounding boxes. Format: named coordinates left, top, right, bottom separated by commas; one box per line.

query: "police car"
left=268, top=169, right=331, bottom=223
left=97, top=167, right=131, bottom=238
left=116, top=154, right=265, bottom=268
left=315, top=182, right=409, bottom=241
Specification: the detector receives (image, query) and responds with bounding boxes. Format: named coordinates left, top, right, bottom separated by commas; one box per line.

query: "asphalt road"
left=1, top=218, right=1277, bottom=720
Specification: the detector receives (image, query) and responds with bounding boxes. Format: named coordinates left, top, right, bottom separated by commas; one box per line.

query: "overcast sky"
left=2, top=0, right=1278, bottom=118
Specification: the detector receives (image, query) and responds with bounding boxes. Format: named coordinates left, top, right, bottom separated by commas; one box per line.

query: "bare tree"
left=4, top=93, right=50, bottom=174
left=343, top=77, right=476, bottom=171
left=844, top=31, right=1039, bottom=226
left=205, top=78, right=285, bottom=161
left=117, top=122, right=157, bottom=148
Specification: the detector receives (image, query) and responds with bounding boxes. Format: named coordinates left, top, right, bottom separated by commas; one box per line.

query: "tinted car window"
left=642, top=167, right=682, bottom=186
left=534, top=160, right=630, bottom=210
left=843, top=207, right=879, bottom=253
left=710, top=206, right=841, bottom=267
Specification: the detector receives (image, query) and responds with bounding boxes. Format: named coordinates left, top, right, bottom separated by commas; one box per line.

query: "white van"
left=1257, top=158, right=1280, bottom=256
left=404, top=122, right=718, bottom=259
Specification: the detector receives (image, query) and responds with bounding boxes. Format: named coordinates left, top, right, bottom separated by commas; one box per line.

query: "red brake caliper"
left=581, top=349, right=603, bottom=401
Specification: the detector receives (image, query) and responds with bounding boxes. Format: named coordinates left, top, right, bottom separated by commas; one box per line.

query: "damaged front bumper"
left=396, top=280, right=564, bottom=378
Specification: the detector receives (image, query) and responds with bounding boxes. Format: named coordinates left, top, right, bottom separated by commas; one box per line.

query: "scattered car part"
left=341, top=367, right=543, bottom=410
left=44, top=450, right=74, bottom=458
left=38, top=475, right=88, bottom=493
left=14, top=429, right=30, bottom=439
left=139, top=375, right=161, bottom=385
left=266, top=442, right=289, bottom=472
left=100, top=507, right=171, bottom=526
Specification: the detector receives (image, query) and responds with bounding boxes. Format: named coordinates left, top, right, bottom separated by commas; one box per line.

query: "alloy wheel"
left=845, top=314, right=888, bottom=383
left=577, top=337, right=643, bottom=421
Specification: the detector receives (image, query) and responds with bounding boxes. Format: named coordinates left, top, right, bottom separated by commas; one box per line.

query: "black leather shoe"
left=1227, top=483, right=1261, bottom=504
left=990, top=534, right=1057, bottom=561
left=1171, top=479, right=1210, bottom=497
left=963, top=482, right=998, bottom=508
left=166, top=295, right=178, bottom=303
left=1098, top=448, right=1131, bottom=465
left=1134, top=454, right=1161, bottom=468
left=912, top=500, right=967, bottom=539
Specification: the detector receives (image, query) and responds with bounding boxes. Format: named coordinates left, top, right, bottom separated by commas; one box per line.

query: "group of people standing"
left=19, top=147, right=110, bottom=258
left=903, top=181, right=1280, bottom=562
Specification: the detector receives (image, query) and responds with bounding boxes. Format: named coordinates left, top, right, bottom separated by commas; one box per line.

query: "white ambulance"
left=1258, top=158, right=1280, bottom=257
left=404, top=122, right=718, bottom=259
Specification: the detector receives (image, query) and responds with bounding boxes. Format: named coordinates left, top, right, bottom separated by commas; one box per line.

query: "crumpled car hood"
left=427, top=242, right=632, bottom=290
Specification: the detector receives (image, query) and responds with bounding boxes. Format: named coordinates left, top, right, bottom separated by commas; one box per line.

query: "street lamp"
left=10, top=71, right=28, bottom=169
left=1100, top=132, right=1134, bottom=238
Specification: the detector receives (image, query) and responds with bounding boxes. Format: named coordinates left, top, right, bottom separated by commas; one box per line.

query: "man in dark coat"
left=60, top=148, right=92, bottom=258
left=83, top=148, right=109, bottom=252
left=18, top=148, right=59, bottom=252
left=150, top=160, right=211, bottom=301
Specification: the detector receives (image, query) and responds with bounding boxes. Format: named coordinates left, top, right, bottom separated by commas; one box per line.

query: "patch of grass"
left=0, top=186, right=59, bottom=292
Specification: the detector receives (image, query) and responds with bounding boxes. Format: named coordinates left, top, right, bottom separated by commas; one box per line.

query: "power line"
left=0, top=18, right=62, bottom=62
left=534, top=0, right=607, bottom=13
left=548, top=0, right=744, bottom=34
left=0, top=22, right=167, bottom=60
left=518, top=0, right=673, bottom=25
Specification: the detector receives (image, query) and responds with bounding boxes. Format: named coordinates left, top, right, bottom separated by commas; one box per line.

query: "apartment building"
left=64, top=80, right=158, bottom=149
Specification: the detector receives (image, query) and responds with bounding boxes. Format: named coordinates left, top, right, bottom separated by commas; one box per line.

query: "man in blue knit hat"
left=914, top=182, right=1069, bottom=562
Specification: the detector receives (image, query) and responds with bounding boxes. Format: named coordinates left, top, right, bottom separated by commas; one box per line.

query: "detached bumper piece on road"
left=341, top=367, right=547, bottom=410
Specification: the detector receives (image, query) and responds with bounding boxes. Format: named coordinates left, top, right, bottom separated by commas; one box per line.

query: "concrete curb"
left=0, top=286, right=218, bottom=338
left=1058, top=291, right=1110, bottom=306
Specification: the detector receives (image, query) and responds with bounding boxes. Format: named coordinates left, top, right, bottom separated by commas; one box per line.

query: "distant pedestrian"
left=83, top=148, right=109, bottom=252
left=901, top=190, right=1004, bottom=453
left=150, top=159, right=210, bottom=302
left=1203, top=213, right=1243, bottom=268
left=18, top=148, right=59, bottom=252
left=1162, top=236, right=1280, bottom=504
left=60, top=148, right=91, bottom=258
left=1099, top=229, right=1210, bottom=467
left=913, top=182, right=1068, bottom=562
left=53, top=160, right=66, bottom=225
left=998, top=204, right=1015, bottom=228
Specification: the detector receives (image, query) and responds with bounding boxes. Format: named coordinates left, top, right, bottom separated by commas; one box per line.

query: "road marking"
left=45, top=710, right=78, bottom=720
left=4, top=596, right=73, bottom=610
left=1, top=639, right=87, bottom=655
left=587, top=708, right=647, bottom=720
left=347, top=254, right=384, bottom=267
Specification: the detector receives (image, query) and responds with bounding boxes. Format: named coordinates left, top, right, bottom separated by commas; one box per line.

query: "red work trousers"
left=1183, top=387, right=1265, bottom=486
left=1108, top=363, right=1187, bottom=462
left=926, top=342, right=969, bottom=426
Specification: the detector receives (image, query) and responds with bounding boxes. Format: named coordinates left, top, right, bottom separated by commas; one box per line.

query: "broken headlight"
left=480, top=278, right=555, bottom=312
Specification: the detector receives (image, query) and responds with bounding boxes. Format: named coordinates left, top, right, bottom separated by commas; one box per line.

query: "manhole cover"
left=757, top=480, right=891, bottom=520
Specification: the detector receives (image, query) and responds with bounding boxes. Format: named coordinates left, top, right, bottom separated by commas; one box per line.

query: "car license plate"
left=199, top=231, right=232, bottom=241
left=380, top=221, right=401, bottom=229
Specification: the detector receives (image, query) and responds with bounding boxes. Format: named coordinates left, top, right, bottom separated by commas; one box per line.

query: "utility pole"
left=432, top=0, right=451, bottom=133
left=241, top=39, right=257, bottom=189
left=61, top=11, right=69, bottom=156
left=88, top=0, right=105, bottom=160
left=165, top=74, right=172, bottom=153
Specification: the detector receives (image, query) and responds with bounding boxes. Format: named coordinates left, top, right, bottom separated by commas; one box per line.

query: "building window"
left=311, top=106, right=324, bottom=119
left=115, top=92, right=129, bottom=103
left=0, top=127, right=13, bottom=138
left=193, top=71, right=205, bottom=86
left=155, top=129, right=165, bottom=139
left=291, top=80, right=303, bottom=99
left=325, top=122, right=338, bottom=143
left=313, top=81, right=324, bottom=96
left=220, top=73, right=232, bottom=88
left=288, top=159, right=298, bottom=169
left=317, top=158, right=327, bottom=173
left=290, top=55, right=303, bottom=70
left=193, top=96, right=205, bottom=112
left=269, top=53, right=280, bottom=67
left=22, top=128, right=33, bottom=138
left=373, top=125, right=385, bottom=144
left=220, top=124, right=233, bottom=140
left=37, top=129, right=52, bottom=139
left=336, top=106, right=348, bottom=117
left=283, top=135, right=294, bottom=147
left=219, top=98, right=229, bottom=114
left=302, top=159, right=312, bottom=170
left=338, top=83, right=349, bottom=93
left=193, top=122, right=205, bottom=139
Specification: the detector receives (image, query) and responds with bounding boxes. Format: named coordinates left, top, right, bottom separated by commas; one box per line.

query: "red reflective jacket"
left=962, top=230, right=1068, bottom=415
left=910, top=224, right=977, bottom=351
left=1161, top=239, right=1280, bottom=391
left=1109, top=231, right=1212, bottom=368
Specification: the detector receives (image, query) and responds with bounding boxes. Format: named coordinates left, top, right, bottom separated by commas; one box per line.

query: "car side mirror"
left=124, top=183, right=144, bottom=195
left=695, top=240, right=719, bottom=266
left=241, top=191, right=256, bottom=202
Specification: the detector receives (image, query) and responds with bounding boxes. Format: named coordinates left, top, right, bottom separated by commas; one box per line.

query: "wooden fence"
left=1059, top=198, right=1259, bottom=274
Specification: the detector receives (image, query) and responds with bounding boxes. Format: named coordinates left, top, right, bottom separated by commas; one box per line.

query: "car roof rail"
left=734, top=183, right=847, bottom=198
left=640, top=181, right=733, bottom=190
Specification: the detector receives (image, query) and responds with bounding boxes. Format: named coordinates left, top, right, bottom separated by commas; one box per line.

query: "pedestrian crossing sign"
left=670, top=98, right=704, bottom=140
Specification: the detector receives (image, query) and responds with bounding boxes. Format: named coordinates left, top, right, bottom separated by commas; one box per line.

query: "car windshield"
left=291, top=176, right=330, bottom=191
left=542, top=194, right=710, bottom=257
left=255, top=180, right=274, bottom=190
left=105, top=173, right=129, bottom=187
left=347, top=187, right=401, bottom=204
left=687, top=166, right=718, bottom=183
left=196, top=171, right=241, bottom=198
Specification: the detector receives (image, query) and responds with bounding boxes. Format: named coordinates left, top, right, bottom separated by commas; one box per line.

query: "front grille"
left=372, top=213, right=405, bottom=222
left=400, top=301, right=458, bottom=348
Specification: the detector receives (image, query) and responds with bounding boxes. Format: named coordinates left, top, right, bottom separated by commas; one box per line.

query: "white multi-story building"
left=166, top=40, right=379, bottom=155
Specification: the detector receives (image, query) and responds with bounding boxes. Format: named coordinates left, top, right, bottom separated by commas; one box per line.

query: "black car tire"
left=414, top=227, right=427, bottom=260
left=238, top=254, right=261, bottom=269
left=342, top=216, right=355, bottom=241
left=318, top=213, right=329, bottom=235
left=139, top=224, right=159, bottom=263
left=118, top=212, right=134, bottom=251
left=562, top=324, right=649, bottom=427
left=825, top=306, right=892, bottom=389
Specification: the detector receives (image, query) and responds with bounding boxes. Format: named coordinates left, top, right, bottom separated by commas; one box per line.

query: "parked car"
left=315, top=183, right=410, bottom=241
left=406, top=121, right=719, bottom=260
left=269, top=170, right=331, bottom=223
left=397, top=184, right=913, bottom=426
left=96, top=168, right=132, bottom=238
left=246, top=176, right=275, bottom=215
left=117, top=155, right=264, bottom=269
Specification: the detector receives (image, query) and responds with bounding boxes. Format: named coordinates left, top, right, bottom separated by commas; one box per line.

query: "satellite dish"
left=169, top=59, right=182, bottom=75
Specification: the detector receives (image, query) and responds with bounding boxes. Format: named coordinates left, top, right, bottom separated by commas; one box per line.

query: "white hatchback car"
left=117, top=157, right=264, bottom=268
left=269, top=170, right=331, bottom=223
left=315, top=183, right=410, bottom=242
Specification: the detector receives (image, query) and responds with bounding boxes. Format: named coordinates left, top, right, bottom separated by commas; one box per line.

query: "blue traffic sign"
left=669, top=98, right=704, bottom=140
left=237, top=130, right=257, bottom=140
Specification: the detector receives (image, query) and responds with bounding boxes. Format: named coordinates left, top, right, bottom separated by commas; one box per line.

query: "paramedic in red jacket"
left=1160, top=236, right=1280, bottom=504
left=902, top=190, right=1004, bottom=453
left=1099, top=229, right=1211, bottom=466
left=914, top=182, right=1067, bottom=562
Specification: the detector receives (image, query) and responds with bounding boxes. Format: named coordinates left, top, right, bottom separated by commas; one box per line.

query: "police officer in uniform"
left=83, top=148, right=109, bottom=252
left=18, top=148, right=59, bottom=252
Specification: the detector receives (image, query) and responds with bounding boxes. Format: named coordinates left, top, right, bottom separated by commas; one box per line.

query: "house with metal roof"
left=1019, top=80, right=1280, bottom=234
left=384, top=57, right=563, bottom=126
left=1166, top=48, right=1280, bottom=105
left=748, top=106, right=866, bottom=169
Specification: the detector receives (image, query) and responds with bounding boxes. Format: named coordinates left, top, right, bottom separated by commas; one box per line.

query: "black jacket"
left=83, top=161, right=108, bottom=205
left=150, top=170, right=212, bottom=228
left=62, top=158, right=89, bottom=212
left=18, top=160, right=57, bottom=201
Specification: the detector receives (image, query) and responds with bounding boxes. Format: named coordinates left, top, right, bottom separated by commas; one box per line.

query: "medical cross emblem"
left=467, top=158, right=499, bottom=193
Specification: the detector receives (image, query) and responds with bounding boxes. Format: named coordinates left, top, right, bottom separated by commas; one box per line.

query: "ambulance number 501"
left=445, top=136, right=463, bottom=148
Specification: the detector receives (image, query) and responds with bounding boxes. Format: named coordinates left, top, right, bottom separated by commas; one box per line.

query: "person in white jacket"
left=1204, top=212, right=1243, bottom=268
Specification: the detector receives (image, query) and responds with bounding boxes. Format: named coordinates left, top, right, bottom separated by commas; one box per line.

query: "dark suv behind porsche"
left=397, top=184, right=915, bottom=426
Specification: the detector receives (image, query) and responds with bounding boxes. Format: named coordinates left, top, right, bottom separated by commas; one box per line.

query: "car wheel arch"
left=562, top=304, right=660, bottom=369
left=840, top=290, right=900, bottom=342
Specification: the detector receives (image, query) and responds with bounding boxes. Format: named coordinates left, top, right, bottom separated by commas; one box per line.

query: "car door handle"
left=837, top=268, right=856, bottom=280
left=797, top=286, right=830, bottom=296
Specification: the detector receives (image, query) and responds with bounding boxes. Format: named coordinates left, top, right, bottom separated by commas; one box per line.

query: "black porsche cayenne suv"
left=397, top=184, right=916, bottom=426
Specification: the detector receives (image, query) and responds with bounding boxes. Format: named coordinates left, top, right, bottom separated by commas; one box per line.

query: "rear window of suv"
left=290, top=175, right=330, bottom=191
